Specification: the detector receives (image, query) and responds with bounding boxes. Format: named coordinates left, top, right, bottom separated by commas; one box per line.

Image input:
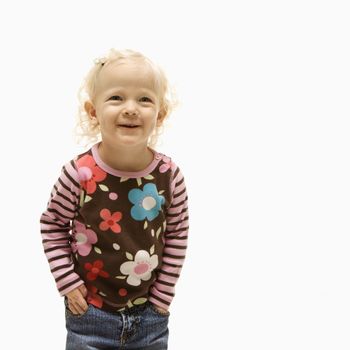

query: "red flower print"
left=99, top=208, right=122, bottom=233
left=84, top=260, right=110, bottom=281
left=76, top=154, right=107, bottom=194
left=86, top=284, right=103, bottom=308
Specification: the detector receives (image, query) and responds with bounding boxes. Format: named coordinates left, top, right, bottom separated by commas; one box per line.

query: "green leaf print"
left=126, top=252, right=133, bottom=260
left=151, top=229, right=155, bottom=237
left=115, top=276, right=127, bottom=279
left=133, top=298, right=147, bottom=305
left=136, top=178, right=142, bottom=186
left=144, top=221, right=148, bottom=229
left=156, top=227, right=161, bottom=239
left=79, top=190, right=85, bottom=207
left=99, top=184, right=109, bottom=192
left=120, top=177, right=129, bottom=182
left=143, top=175, right=154, bottom=180
left=94, top=247, right=102, bottom=254
left=84, top=195, right=92, bottom=203
left=150, top=245, right=155, bottom=255
left=159, top=190, right=165, bottom=194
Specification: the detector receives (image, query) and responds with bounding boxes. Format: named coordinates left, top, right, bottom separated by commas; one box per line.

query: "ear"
left=156, top=107, right=167, bottom=126
left=84, top=101, right=97, bottom=119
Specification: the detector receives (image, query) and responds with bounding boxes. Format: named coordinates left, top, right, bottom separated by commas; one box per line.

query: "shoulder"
left=60, top=147, right=91, bottom=185
left=68, top=148, right=95, bottom=181
left=156, top=151, right=177, bottom=171
left=156, top=151, right=187, bottom=184
left=59, top=157, right=80, bottom=187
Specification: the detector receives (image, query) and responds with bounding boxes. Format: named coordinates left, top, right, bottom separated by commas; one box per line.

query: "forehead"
left=95, top=60, right=159, bottom=96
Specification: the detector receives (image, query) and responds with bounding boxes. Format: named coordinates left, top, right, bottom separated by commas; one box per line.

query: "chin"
left=117, top=138, right=146, bottom=146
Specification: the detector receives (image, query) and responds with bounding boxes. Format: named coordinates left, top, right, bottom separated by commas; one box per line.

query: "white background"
left=1, top=0, right=349, bottom=349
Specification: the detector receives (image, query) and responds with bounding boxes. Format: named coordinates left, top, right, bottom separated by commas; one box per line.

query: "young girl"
left=40, top=48, right=189, bottom=350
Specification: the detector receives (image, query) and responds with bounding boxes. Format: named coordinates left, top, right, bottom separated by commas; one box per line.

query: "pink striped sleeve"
left=149, top=164, right=189, bottom=310
left=40, top=159, right=84, bottom=296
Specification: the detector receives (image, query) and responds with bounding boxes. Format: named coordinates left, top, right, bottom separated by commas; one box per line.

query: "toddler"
left=40, top=48, right=189, bottom=350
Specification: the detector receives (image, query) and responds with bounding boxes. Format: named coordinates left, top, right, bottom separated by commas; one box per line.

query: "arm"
left=40, top=159, right=84, bottom=296
left=149, top=164, right=189, bottom=311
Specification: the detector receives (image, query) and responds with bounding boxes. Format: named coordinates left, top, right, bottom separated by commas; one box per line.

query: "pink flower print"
left=159, top=156, right=176, bottom=173
left=99, top=208, right=122, bottom=233
left=76, top=154, right=107, bottom=194
left=72, top=221, right=98, bottom=256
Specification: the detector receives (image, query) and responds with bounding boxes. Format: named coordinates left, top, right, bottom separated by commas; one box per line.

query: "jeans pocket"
left=64, top=297, right=91, bottom=318
left=149, top=302, right=170, bottom=317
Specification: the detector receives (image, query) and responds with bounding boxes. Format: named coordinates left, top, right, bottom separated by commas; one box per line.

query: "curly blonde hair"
left=73, top=48, right=178, bottom=150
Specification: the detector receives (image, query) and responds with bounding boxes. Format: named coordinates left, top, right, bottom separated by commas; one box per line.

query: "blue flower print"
left=128, top=183, right=165, bottom=221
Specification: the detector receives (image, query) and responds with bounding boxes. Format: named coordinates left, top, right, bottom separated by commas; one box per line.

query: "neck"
left=97, top=142, right=154, bottom=172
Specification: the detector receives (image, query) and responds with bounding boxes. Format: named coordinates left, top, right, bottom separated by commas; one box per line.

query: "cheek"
left=103, top=105, right=118, bottom=113
left=144, top=107, right=159, bottom=119
left=145, top=115, right=158, bottom=128
left=99, top=106, right=120, bottom=120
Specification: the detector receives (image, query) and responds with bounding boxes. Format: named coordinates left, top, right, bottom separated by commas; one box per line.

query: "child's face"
left=85, top=61, right=161, bottom=149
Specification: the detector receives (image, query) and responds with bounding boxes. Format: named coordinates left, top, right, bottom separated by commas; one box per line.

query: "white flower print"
left=120, top=250, right=158, bottom=286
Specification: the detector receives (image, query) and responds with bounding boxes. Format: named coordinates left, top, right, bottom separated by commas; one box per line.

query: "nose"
left=122, top=100, right=138, bottom=116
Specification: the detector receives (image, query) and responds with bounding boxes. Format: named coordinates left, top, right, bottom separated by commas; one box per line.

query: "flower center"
left=76, top=233, right=88, bottom=245
left=142, top=196, right=156, bottom=210
left=78, top=166, right=93, bottom=181
left=91, top=267, right=100, bottom=274
left=134, top=263, right=149, bottom=275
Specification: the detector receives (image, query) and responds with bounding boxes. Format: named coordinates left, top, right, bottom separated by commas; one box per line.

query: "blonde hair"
left=73, top=48, right=178, bottom=150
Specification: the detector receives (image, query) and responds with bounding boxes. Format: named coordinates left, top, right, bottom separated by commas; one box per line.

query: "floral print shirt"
left=40, top=142, right=189, bottom=312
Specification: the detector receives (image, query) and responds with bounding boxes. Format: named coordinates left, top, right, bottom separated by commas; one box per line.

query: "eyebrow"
left=105, top=87, right=158, bottom=99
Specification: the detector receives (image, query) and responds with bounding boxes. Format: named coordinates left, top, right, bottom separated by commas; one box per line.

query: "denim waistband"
left=118, top=301, right=151, bottom=314
left=64, top=295, right=152, bottom=315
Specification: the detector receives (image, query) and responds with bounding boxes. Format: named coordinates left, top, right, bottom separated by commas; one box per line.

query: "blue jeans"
left=64, top=298, right=169, bottom=349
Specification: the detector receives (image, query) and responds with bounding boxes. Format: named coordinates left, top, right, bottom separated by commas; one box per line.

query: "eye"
left=109, top=95, right=122, bottom=101
left=140, top=96, right=152, bottom=103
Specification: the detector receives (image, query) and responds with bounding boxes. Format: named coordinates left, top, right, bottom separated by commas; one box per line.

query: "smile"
left=118, top=125, right=139, bottom=128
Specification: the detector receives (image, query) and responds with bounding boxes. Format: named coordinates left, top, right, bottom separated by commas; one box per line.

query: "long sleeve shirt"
left=40, top=142, right=189, bottom=312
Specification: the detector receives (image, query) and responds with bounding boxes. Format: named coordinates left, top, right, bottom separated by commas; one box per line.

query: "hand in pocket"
left=65, top=284, right=89, bottom=315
